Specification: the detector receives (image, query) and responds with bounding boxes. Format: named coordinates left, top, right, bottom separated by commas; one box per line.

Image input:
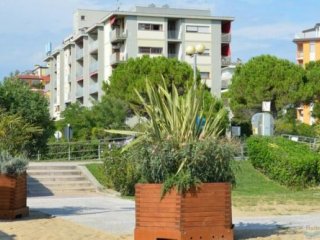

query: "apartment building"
left=293, top=24, right=320, bottom=125
left=45, top=5, right=233, bottom=119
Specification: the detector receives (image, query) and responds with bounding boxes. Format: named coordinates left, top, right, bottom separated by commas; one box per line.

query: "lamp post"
left=186, top=44, right=206, bottom=81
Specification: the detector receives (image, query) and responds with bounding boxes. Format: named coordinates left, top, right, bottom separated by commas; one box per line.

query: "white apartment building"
left=44, top=5, right=234, bottom=119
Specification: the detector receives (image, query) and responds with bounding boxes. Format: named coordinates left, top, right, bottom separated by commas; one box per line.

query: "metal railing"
left=75, top=87, right=83, bottom=97
left=221, top=33, right=231, bottom=43
left=221, top=56, right=231, bottom=66
left=281, top=134, right=319, bottom=150
left=30, top=138, right=133, bottom=161
left=89, top=82, right=99, bottom=93
left=111, top=29, right=127, bottom=42
left=89, top=61, right=98, bottom=73
left=168, top=30, right=179, bottom=39
left=89, top=40, right=99, bottom=53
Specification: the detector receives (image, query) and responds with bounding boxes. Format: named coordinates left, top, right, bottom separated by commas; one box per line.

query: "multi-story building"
left=294, top=23, right=320, bottom=67
left=44, top=5, right=234, bottom=120
left=293, top=24, right=320, bottom=125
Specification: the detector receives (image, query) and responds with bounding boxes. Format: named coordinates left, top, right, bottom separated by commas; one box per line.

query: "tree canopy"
left=56, top=95, right=128, bottom=140
left=105, top=55, right=197, bottom=105
left=229, top=55, right=305, bottom=122
left=0, top=78, right=54, bottom=156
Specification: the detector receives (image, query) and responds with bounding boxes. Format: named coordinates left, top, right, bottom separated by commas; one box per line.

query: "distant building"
left=44, top=6, right=234, bottom=120
left=17, top=65, right=50, bottom=96
left=293, top=24, right=319, bottom=125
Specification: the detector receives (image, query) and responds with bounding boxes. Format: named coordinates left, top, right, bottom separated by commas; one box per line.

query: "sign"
left=231, top=126, right=241, bottom=137
left=64, top=124, right=73, bottom=141
left=262, top=101, right=271, bottom=112
left=54, top=131, right=62, bottom=140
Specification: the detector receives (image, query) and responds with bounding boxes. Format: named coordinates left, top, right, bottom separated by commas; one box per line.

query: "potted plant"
left=107, top=80, right=235, bottom=240
left=0, top=152, right=29, bottom=219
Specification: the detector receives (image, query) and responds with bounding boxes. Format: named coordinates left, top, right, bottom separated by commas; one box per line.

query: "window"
left=139, top=47, right=163, bottom=55
left=186, top=25, right=210, bottom=33
left=200, top=72, right=210, bottom=79
left=81, top=15, right=85, bottom=21
left=138, top=23, right=163, bottom=31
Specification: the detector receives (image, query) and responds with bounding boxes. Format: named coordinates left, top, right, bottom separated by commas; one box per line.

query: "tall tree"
left=105, top=55, right=197, bottom=105
left=0, top=78, right=54, bottom=156
left=229, top=55, right=305, bottom=122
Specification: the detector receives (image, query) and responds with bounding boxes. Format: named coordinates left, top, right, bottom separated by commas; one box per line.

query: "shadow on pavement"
left=27, top=175, right=54, bottom=197
left=235, top=222, right=288, bottom=239
left=0, top=231, right=15, bottom=240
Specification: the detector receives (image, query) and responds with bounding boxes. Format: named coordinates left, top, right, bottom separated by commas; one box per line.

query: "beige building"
left=44, top=5, right=234, bottom=119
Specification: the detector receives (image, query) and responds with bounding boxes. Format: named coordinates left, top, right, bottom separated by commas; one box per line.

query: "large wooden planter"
left=135, top=183, right=233, bottom=240
left=0, top=173, right=29, bottom=219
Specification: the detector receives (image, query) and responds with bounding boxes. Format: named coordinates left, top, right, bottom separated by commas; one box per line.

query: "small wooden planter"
left=0, top=173, right=29, bottom=219
left=135, top=183, right=233, bottom=240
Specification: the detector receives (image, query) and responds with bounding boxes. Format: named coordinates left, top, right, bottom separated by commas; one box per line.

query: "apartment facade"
left=45, top=6, right=233, bottom=119
left=293, top=24, right=320, bottom=125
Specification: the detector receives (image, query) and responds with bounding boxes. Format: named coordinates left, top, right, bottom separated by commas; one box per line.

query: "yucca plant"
left=106, top=79, right=235, bottom=195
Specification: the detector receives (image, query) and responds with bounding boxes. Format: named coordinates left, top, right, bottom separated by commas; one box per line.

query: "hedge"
left=246, top=136, right=320, bottom=188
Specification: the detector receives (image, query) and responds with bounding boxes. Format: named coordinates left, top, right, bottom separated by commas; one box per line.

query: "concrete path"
left=28, top=194, right=320, bottom=238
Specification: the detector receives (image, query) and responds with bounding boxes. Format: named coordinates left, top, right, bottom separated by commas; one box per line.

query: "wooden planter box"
left=135, top=183, right=233, bottom=240
left=0, top=173, right=29, bottom=219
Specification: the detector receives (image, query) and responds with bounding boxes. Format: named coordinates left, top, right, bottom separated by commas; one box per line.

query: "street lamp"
left=186, top=44, right=206, bottom=81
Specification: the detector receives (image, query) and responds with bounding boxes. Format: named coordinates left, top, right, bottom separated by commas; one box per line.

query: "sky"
left=0, top=0, right=320, bottom=80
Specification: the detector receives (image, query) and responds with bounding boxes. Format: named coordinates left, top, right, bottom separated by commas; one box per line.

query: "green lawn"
left=86, top=163, right=111, bottom=188
left=86, top=161, right=320, bottom=211
left=232, top=160, right=320, bottom=207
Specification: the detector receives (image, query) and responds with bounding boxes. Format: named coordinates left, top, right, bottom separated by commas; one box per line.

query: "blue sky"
left=0, top=0, right=319, bottom=80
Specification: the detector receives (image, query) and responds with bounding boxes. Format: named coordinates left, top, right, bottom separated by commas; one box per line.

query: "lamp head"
left=186, top=45, right=196, bottom=56
left=195, top=44, right=206, bottom=54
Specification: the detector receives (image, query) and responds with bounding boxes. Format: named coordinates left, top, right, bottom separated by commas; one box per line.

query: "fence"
left=281, top=134, right=319, bottom=151
left=31, top=137, right=132, bottom=161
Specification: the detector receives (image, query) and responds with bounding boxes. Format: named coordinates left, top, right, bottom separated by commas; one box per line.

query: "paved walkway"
left=28, top=194, right=320, bottom=238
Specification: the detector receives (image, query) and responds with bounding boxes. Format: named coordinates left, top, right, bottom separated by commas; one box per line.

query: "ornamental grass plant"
left=106, top=79, right=236, bottom=195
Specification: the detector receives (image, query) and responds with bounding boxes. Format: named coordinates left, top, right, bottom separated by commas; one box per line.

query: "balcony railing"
left=297, top=51, right=304, bottom=59
left=168, top=30, right=180, bottom=40
left=89, top=40, right=99, bottom=53
left=221, top=56, right=231, bottom=66
left=89, top=82, right=99, bottom=94
left=168, top=53, right=178, bottom=58
left=76, top=87, right=83, bottom=98
left=111, top=29, right=127, bottom=43
left=295, top=32, right=320, bottom=40
left=221, top=33, right=231, bottom=43
left=76, top=49, right=83, bottom=60
left=76, top=70, right=83, bottom=81
left=110, top=52, right=127, bottom=65
left=89, top=61, right=98, bottom=74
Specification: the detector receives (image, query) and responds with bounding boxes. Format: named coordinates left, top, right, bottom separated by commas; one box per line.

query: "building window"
left=81, top=15, right=85, bottom=21
left=186, top=25, right=210, bottom=33
left=138, top=23, right=163, bottom=31
left=139, top=47, right=163, bottom=55
left=200, top=72, right=210, bottom=79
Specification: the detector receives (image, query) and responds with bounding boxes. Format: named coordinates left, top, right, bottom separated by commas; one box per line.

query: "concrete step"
left=28, top=181, right=93, bottom=188
left=28, top=165, right=77, bottom=170
left=28, top=176, right=88, bottom=182
left=28, top=170, right=82, bottom=176
left=27, top=164, right=99, bottom=197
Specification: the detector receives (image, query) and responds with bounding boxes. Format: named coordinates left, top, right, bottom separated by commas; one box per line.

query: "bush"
left=104, top=148, right=141, bottom=196
left=104, top=138, right=236, bottom=196
left=246, top=136, right=320, bottom=188
left=0, top=152, right=28, bottom=175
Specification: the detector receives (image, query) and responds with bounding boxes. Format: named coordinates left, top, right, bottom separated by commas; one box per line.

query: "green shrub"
left=104, top=148, right=141, bottom=196
left=246, top=136, right=320, bottom=188
left=0, top=152, right=28, bottom=175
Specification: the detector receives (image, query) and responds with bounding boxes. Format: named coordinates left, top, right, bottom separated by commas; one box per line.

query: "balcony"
left=168, top=30, right=180, bottom=40
left=67, top=75, right=72, bottom=82
left=294, top=31, right=320, bottom=40
left=168, top=53, right=178, bottom=58
left=297, top=51, right=304, bottom=59
left=65, top=92, right=71, bottom=103
left=110, top=52, right=127, bottom=65
left=111, top=29, right=127, bottom=43
left=76, top=87, right=83, bottom=98
left=89, top=61, right=98, bottom=74
left=89, top=82, right=99, bottom=94
left=221, top=56, right=231, bottom=66
left=89, top=40, right=99, bottom=53
left=221, top=33, right=231, bottom=43
left=76, top=50, right=83, bottom=60
left=76, top=70, right=83, bottom=81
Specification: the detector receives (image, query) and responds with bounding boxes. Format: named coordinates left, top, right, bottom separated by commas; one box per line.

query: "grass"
left=86, top=160, right=320, bottom=212
left=86, top=163, right=111, bottom=188
left=232, top=160, right=320, bottom=208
